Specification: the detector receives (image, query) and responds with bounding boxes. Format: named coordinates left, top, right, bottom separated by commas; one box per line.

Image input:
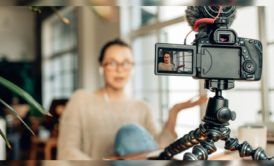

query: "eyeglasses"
left=102, top=60, right=134, bottom=71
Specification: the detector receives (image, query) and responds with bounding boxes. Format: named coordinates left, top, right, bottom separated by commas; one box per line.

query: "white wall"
left=77, top=7, right=120, bottom=91
left=0, top=7, right=35, bottom=62
left=0, top=0, right=16, bottom=5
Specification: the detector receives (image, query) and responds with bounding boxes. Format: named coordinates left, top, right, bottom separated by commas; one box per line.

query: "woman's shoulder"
left=71, top=89, right=89, bottom=97
left=158, top=62, right=165, bottom=66
left=70, top=89, right=99, bottom=102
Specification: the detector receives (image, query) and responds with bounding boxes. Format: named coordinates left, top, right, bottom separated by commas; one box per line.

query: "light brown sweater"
left=57, top=90, right=175, bottom=160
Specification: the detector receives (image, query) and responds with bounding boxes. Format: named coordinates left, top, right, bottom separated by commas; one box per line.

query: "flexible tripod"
left=158, top=79, right=274, bottom=160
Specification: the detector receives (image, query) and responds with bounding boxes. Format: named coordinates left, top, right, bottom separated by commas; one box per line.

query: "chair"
left=42, top=99, right=68, bottom=159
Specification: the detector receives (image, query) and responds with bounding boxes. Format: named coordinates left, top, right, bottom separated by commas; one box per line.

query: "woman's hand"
left=164, top=95, right=208, bottom=139
left=171, top=95, right=208, bottom=114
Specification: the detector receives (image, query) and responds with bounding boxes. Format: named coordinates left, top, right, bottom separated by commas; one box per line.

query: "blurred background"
left=0, top=0, right=273, bottom=160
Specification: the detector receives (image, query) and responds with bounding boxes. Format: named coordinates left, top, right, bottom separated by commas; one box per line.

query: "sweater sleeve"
left=141, top=102, right=176, bottom=148
left=57, top=90, right=91, bottom=160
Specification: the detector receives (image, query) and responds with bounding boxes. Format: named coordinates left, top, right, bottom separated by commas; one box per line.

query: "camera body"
left=155, top=18, right=262, bottom=81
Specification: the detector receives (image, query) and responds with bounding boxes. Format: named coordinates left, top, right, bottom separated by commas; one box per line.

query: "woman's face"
left=101, top=45, right=134, bottom=90
left=164, top=54, right=171, bottom=64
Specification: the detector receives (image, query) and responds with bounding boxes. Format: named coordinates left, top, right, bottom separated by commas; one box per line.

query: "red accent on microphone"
left=193, top=6, right=223, bottom=32
left=193, top=18, right=215, bottom=32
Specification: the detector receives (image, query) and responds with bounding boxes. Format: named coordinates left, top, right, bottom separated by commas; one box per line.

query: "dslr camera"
left=155, top=6, right=262, bottom=81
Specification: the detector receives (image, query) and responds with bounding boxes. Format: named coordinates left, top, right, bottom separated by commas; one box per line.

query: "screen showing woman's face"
left=101, top=45, right=134, bottom=90
left=164, top=53, right=171, bottom=64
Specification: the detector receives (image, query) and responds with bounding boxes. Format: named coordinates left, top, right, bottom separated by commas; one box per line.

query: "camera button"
left=243, top=61, right=256, bottom=74
left=246, top=74, right=254, bottom=79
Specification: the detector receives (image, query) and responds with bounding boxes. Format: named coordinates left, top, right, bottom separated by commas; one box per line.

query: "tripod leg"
left=158, top=124, right=207, bottom=159
left=183, top=139, right=217, bottom=160
left=225, top=138, right=274, bottom=160
left=183, top=125, right=231, bottom=160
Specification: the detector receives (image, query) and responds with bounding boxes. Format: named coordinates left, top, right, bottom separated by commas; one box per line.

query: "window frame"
left=42, top=7, right=79, bottom=110
left=120, top=6, right=272, bottom=128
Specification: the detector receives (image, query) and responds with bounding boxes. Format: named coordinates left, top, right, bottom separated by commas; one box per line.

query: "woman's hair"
left=49, top=98, right=68, bottom=118
left=98, top=38, right=131, bottom=65
left=163, top=51, right=172, bottom=63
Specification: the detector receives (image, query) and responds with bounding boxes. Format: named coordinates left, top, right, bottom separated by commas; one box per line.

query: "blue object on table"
left=114, top=124, right=158, bottom=156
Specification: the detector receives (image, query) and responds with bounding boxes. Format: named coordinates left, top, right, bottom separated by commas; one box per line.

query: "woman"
left=158, top=52, right=175, bottom=71
left=57, top=39, right=207, bottom=160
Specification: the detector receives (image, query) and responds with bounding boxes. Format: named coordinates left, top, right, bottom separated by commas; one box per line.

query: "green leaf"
left=0, top=128, right=11, bottom=149
left=0, top=99, right=35, bottom=136
left=29, top=6, right=42, bottom=13
left=0, top=76, right=51, bottom=117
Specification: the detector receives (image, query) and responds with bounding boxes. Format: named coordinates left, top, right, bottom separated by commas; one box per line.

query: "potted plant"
left=0, top=76, right=50, bottom=149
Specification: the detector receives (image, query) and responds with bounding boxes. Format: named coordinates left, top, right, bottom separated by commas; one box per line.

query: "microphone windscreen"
left=185, top=6, right=236, bottom=31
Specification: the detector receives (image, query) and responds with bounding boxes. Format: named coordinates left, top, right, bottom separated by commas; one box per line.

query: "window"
left=42, top=7, right=78, bottom=109
left=122, top=6, right=272, bottom=136
left=131, top=6, right=158, bottom=30
left=159, top=6, right=187, bottom=22
left=266, top=2, right=274, bottom=121
left=128, top=7, right=200, bottom=136
left=160, top=22, right=200, bottom=136
left=224, top=7, right=262, bottom=129
left=132, top=33, right=164, bottom=123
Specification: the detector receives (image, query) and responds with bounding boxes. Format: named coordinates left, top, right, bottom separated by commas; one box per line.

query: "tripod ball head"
left=217, top=107, right=236, bottom=123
